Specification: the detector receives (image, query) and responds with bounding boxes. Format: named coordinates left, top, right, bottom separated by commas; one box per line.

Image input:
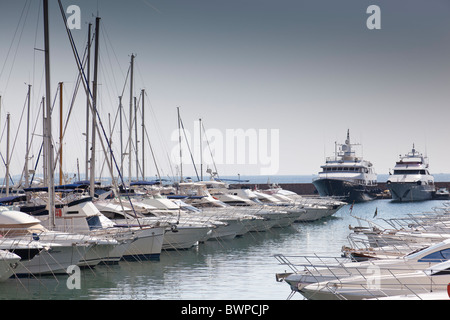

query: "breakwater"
left=230, top=182, right=450, bottom=197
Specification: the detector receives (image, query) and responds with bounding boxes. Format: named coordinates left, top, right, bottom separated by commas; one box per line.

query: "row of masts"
left=1, top=2, right=151, bottom=215
left=2, top=1, right=216, bottom=203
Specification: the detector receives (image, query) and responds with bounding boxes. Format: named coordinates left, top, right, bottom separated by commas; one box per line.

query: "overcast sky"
left=1, top=0, right=450, bottom=183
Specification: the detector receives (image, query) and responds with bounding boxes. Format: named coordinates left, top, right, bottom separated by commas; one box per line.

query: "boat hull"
left=295, top=205, right=342, bottom=222
left=313, top=178, right=377, bottom=203
left=16, top=244, right=90, bottom=276
left=122, top=227, right=165, bottom=261
left=0, top=251, right=20, bottom=281
left=387, top=183, right=434, bottom=202
left=162, top=225, right=212, bottom=250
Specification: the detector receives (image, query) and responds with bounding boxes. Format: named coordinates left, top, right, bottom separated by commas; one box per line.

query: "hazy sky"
left=1, top=0, right=450, bottom=183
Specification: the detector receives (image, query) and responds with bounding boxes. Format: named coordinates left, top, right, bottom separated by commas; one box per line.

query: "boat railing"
left=274, top=254, right=354, bottom=275
left=321, top=267, right=441, bottom=300
left=345, top=232, right=426, bottom=259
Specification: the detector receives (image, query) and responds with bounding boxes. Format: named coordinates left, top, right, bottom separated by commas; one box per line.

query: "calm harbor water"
left=0, top=199, right=447, bottom=300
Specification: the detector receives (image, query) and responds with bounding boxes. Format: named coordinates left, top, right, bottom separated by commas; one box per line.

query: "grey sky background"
left=1, top=0, right=450, bottom=181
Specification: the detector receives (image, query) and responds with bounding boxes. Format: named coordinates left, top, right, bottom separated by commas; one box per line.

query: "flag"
left=349, top=201, right=354, bottom=213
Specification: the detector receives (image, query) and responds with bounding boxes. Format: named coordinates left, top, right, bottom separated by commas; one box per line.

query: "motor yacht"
left=276, top=238, right=450, bottom=297
left=301, top=258, right=450, bottom=300
left=312, top=130, right=378, bottom=202
left=0, top=208, right=92, bottom=275
left=386, top=145, right=435, bottom=202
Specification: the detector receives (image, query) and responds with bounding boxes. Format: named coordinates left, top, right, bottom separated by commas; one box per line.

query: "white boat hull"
left=204, top=219, right=243, bottom=241
left=0, top=250, right=21, bottom=281
left=295, top=206, right=341, bottom=222
left=122, top=227, right=165, bottom=261
left=388, top=183, right=434, bottom=202
left=162, top=225, right=212, bottom=250
left=17, top=244, right=90, bottom=276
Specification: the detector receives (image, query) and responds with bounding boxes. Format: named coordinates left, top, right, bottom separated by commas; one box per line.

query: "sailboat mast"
left=177, top=107, right=183, bottom=182
left=5, top=114, right=10, bottom=197
left=43, top=0, right=55, bottom=227
left=141, top=89, right=145, bottom=181
left=25, top=84, right=31, bottom=188
left=119, top=96, right=123, bottom=175
left=85, top=23, right=91, bottom=181
left=59, top=82, right=63, bottom=185
left=134, top=96, right=138, bottom=180
left=199, top=118, right=203, bottom=181
left=128, top=54, right=134, bottom=185
left=90, top=16, right=100, bottom=197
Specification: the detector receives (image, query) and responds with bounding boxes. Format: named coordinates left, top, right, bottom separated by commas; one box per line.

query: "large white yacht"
left=386, top=145, right=435, bottom=202
left=312, top=130, right=378, bottom=202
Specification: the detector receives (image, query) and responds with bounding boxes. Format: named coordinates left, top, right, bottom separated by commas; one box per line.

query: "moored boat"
left=312, top=130, right=378, bottom=202
left=386, top=145, right=435, bottom=202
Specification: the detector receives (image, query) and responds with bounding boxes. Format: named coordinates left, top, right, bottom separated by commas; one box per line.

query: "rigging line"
left=2, top=0, right=33, bottom=94
left=28, top=98, right=45, bottom=186
left=0, top=91, right=30, bottom=189
left=143, top=90, right=176, bottom=180
left=32, top=0, right=42, bottom=120
left=99, top=25, right=121, bottom=95
left=52, top=43, right=90, bottom=173
left=202, top=122, right=220, bottom=179
left=0, top=153, right=14, bottom=187
left=26, top=94, right=44, bottom=173
left=10, top=89, right=34, bottom=186
left=143, top=116, right=162, bottom=182
left=57, top=1, right=141, bottom=227
left=0, top=0, right=29, bottom=82
left=29, top=143, right=43, bottom=186
left=97, top=102, right=121, bottom=177
left=179, top=113, right=200, bottom=181
left=100, top=19, right=126, bottom=80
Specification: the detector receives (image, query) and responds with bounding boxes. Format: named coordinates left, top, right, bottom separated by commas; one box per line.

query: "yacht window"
left=418, top=248, right=450, bottom=262
left=86, top=216, right=102, bottom=230
left=101, top=211, right=123, bottom=220
left=394, top=170, right=421, bottom=175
